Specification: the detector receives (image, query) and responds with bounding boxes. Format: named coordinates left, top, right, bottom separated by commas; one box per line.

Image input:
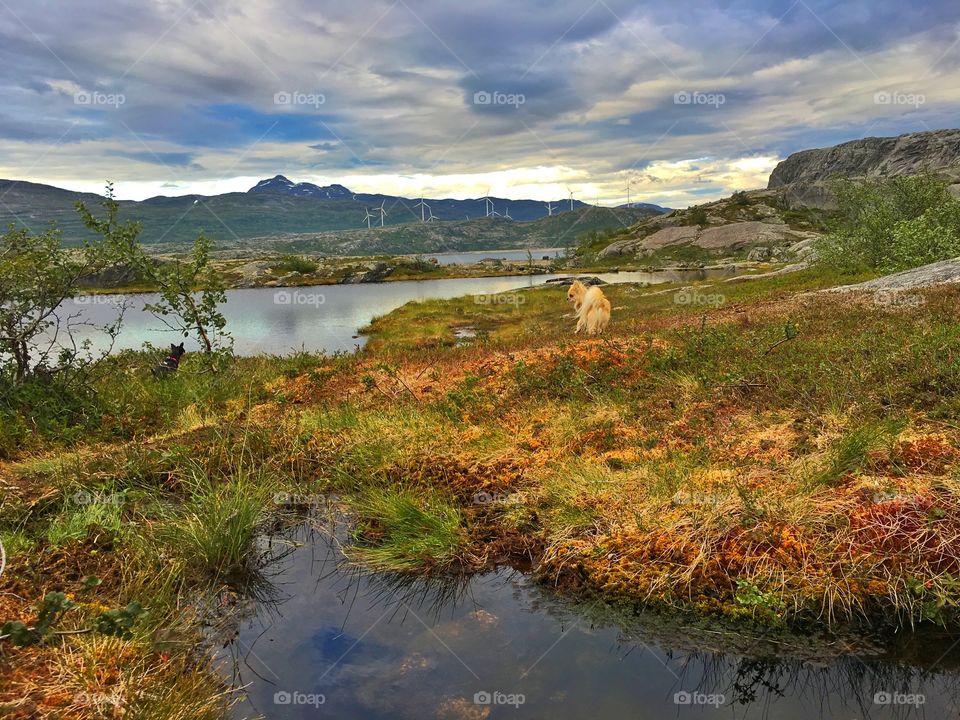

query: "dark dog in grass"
left=152, top=343, right=185, bottom=378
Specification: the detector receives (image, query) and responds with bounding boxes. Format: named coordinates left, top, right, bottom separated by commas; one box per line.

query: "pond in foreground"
left=65, top=267, right=738, bottom=356
left=214, top=520, right=960, bottom=719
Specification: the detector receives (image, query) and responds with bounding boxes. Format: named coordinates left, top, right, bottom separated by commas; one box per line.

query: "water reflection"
left=213, top=520, right=960, bottom=719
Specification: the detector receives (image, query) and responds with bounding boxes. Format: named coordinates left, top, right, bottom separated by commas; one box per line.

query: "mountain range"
left=0, top=175, right=670, bottom=252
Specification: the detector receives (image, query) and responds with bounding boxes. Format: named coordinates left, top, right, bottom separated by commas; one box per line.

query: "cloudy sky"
left=1, top=0, right=958, bottom=207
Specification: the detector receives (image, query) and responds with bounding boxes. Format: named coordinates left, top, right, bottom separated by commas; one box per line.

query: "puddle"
left=214, top=520, right=960, bottom=719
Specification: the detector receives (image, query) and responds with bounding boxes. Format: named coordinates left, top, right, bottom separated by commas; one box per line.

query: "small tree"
left=0, top=224, right=122, bottom=384
left=76, top=187, right=232, bottom=366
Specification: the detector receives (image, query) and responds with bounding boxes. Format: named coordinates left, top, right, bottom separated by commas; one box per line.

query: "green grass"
left=347, top=488, right=467, bottom=572
left=155, top=466, right=273, bottom=578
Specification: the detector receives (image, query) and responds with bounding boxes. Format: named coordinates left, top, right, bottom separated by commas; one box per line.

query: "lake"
left=214, top=518, right=960, bottom=720
left=421, top=247, right=568, bottom=265
left=63, top=267, right=738, bottom=356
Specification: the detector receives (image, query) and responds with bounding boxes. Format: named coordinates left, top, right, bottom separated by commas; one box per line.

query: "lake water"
left=64, top=269, right=734, bottom=355
left=63, top=267, right=738, bottom=356
left=214, top=520, right=960, bottom=720
left=422, top=247, right=568, bottom=265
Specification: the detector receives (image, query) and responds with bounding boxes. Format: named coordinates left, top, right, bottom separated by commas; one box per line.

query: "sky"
left=0, top=0, right=958, bottom=208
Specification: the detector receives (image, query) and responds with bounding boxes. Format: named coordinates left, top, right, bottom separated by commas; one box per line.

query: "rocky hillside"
left=595, top=189, right=824, bottom=263
left=593, top=128, right=960, bottom=264
left=769, top=128, right=960, bottom=208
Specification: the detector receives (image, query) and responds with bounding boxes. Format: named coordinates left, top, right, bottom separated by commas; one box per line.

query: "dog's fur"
left=152, top=343, right=185, bottom=377
left=566, top=280, right=611, bottom=335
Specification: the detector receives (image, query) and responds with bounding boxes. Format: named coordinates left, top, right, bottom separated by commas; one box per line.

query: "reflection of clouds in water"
left=216, top=523, right=960, bottom=720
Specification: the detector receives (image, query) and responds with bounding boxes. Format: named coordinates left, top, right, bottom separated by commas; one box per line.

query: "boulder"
left=696, top=221, right=803, bottom=250
left=827, top=257, right=960, bottom=293
left=339, top=261, right=394, bottom=284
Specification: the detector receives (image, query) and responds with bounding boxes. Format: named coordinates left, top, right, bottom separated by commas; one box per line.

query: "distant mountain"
left=0, top=177, right=662, bottom=253
left=241, top=205, right=660, bottom=256
left=769, top=128, right=960, bottom=208
left=250, top=174, right=354, bottom=200
left=617, top=201, right=673, bottom=214
left=244, top=174, right=590, bottom=222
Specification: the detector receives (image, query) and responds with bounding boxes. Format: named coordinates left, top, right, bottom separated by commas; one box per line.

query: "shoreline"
left=76, top=255, right=764, bottom=296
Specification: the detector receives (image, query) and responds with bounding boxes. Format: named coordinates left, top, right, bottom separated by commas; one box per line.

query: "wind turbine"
left=545, top=201, right=555, bottom=217
left=427, top=208, right=437, bottom=222
left=362, top=209, right=374, bottom=229
left=503, top=205, right=512, bottom=220
left=567, top=186, right=575, bottom=212
left=484, top=187, right=496, bottom=218
left=414, top=193, right=430, bottom=223
left=377, top=200, right=387, bottom=227
left=626, top=179, right=632, bottom=207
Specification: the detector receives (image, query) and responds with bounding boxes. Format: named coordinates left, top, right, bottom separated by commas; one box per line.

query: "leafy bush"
left=816, top=174, right=960, bottom=273
left=687, top=206, right=708, bottom=226
left=271, top=255, right=318, bottom=274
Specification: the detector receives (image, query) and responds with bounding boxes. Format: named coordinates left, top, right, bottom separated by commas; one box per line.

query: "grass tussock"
left=346, top=488, right=468, bottom=572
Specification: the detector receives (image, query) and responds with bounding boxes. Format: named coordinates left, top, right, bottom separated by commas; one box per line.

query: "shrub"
left=816, top=174, right=960, bottom=273
left=687, top=206, right=708, bottom=226
left=271, top=255, right=318, bottom=274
